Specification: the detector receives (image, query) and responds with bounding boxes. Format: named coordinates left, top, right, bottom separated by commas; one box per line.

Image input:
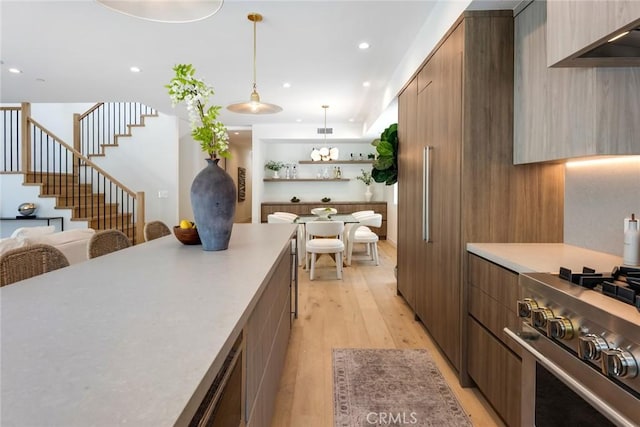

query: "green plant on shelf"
left=356, top=169, right=373, bottom=186
left=265, top=160, right=285, bottom=171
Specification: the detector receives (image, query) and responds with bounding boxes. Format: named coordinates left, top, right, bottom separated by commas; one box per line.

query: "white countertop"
left=466, top=243, right=623, bottom=274
left=0, top=224, right=296, bottom=427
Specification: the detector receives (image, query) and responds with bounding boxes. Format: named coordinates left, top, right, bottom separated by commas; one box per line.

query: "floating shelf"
left=263, top=178, right=350, bottom=182
left=297, top=160, right=373, bottom=164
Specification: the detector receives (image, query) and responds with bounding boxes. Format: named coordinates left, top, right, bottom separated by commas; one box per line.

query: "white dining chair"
left=305, top=220, right=345, bottom=280
left=267, top=213, right=305, bottom=267
left=346, top=213, right=382, bottom=266
left=351, top=210, right=374, bottom=219
left=344, top=210, right=375, bottom=240
left=273, top=211, right=298, bottom=221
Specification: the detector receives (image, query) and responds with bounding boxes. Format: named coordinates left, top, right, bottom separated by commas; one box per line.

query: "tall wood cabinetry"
left=397, top=10, right=564, bottom=380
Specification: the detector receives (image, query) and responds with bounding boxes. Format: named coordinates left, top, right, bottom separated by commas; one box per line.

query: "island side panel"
left=244, top=244, right=292, bottom=427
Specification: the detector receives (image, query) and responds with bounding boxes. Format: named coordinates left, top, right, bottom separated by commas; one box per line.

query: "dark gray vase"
left=190, top=159, right=236, bottom=251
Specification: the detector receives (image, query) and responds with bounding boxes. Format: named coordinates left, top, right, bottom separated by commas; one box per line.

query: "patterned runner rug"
left=333, top=348, right=472, bottom=427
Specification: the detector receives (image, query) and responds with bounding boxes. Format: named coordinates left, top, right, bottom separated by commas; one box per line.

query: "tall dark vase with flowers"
left=167, top=64, right=236, bottom=251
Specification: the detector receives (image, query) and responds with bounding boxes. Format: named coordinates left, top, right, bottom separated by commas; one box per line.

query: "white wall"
left=31, top=103, right=94, bottom=141
left=564, top=158, right=640, bottom=256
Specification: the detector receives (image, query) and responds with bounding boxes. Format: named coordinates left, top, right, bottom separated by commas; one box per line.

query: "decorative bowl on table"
left=173, top=226, right=201, bottom=245
left=18, top=202, right=37, bottom=216
left=311, top=207, right=337, bottom=219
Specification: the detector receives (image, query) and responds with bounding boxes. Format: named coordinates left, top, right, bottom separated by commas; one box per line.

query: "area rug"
left=333, top=348, right=472, bottom=427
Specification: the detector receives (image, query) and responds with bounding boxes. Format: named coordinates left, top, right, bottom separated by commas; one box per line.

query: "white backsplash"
left=564, top=159, right=640, bottom=256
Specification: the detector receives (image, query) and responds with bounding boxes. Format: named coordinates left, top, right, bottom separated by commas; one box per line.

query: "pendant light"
left=96, top=0, right=224, bottom=23
left=227, top=13, right=282, bottom=114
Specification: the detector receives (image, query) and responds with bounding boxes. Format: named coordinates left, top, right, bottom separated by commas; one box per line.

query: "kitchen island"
left=0, top=224, right=296, bottom=427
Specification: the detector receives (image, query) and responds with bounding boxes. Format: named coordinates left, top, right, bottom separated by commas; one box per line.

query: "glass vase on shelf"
left=322, top=166, right=330, bottom=179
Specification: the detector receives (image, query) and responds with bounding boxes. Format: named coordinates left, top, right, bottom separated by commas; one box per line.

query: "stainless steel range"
left=505, top=266, right=640, bottom=427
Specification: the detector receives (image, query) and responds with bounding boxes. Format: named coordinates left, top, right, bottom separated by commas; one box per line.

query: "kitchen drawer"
left=468, top=317, right=521, bottom=427
left=468, top=285, right=521, bottom=357
left=468, top=253, right=519, bottom=310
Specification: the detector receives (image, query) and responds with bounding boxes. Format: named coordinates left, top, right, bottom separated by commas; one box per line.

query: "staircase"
left=23, top=172, right=134, bottom=235
left=1, top=103, right=153, bottom=244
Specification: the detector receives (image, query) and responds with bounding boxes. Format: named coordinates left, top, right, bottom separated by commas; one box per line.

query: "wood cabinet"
left=514, top=0, right=640, bottom=164
left=396, top=79, right=418, bottom=309
left=244, top=245, right=292, bottom=427
left=397, top=10, right=564, bottom=377
left=547, top=0, right=640, bottom=67
left=468, top=318, right=521, bottom=427
left=261, top=201, right=387, bottom=239
left=467, top=254, right=523, bottom=426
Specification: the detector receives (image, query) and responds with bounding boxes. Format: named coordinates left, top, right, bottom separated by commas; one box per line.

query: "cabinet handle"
left=423, top=146, right=432, bottom=242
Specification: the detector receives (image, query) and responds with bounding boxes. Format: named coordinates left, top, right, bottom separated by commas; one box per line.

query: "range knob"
left=601, top=348, right=638, bottom=379
left=547, top=316, right=574, bottom=340
left=578, top=334, right=609, bottom=360
left=517, top=298, right=539, bottom=319
left=532, top=307, right=554, bottom=329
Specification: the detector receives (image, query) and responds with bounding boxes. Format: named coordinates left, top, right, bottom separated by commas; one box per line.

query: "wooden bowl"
left=173, top=226, right=201, bottom=245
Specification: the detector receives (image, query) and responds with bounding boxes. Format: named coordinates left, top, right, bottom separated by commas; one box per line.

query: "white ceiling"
left=0, top=0, right=520, bottom=136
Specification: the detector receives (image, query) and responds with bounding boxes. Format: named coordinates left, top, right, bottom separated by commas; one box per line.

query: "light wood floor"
left=270, top=241, right=504, bottom=427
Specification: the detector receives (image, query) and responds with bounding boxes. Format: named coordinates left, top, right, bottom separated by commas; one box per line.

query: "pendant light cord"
left=321, top=105, right=330, bottom=142
left=253, top=17, right=257, bottom=90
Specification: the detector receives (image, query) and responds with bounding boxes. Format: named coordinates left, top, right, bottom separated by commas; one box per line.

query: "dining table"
left=294, top=213, right=359, bottom=224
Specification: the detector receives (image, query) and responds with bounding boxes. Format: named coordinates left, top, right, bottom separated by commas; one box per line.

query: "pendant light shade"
left=227, top=13, right=283, bottom=114
left=96, top=0, right=224, bottom=23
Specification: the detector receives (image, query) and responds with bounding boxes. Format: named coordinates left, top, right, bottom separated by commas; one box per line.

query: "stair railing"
left=1, top=103, right=145, bottom=244
left=0, top=105, right=23, bottom=173
left=74, top=102, right=157, bottom=158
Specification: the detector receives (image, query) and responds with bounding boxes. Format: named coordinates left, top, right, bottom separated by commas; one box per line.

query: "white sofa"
left=0, top=226, right=95, bottom=265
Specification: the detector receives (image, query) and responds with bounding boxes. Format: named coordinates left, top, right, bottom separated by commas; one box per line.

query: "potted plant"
left=166, top=63, right=235, bottom=251
left=265, top=160, right=285, bottom=178
left=356, top=169, right=374, bottom=201
left=371, top=123, right=398, bottom=185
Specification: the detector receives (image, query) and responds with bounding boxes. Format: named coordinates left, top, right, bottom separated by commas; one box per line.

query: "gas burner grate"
left=558, top=265, right=640, bottom=309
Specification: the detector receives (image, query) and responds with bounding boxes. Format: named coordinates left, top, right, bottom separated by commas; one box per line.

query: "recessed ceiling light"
left=296, top=118, right=302, bottom=123
left=348, top=118, right=354, bottom=122
left=36, top=78, right=46, bottom=82
left=358, top=42, right=370, bottom=50
left=130, top=66, right=141, bottom=73
left=8, top=68, right=22, bottom=74
left=282, top=82, right=291, bottom=88
left=362, top=81, right=370, bottom=87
